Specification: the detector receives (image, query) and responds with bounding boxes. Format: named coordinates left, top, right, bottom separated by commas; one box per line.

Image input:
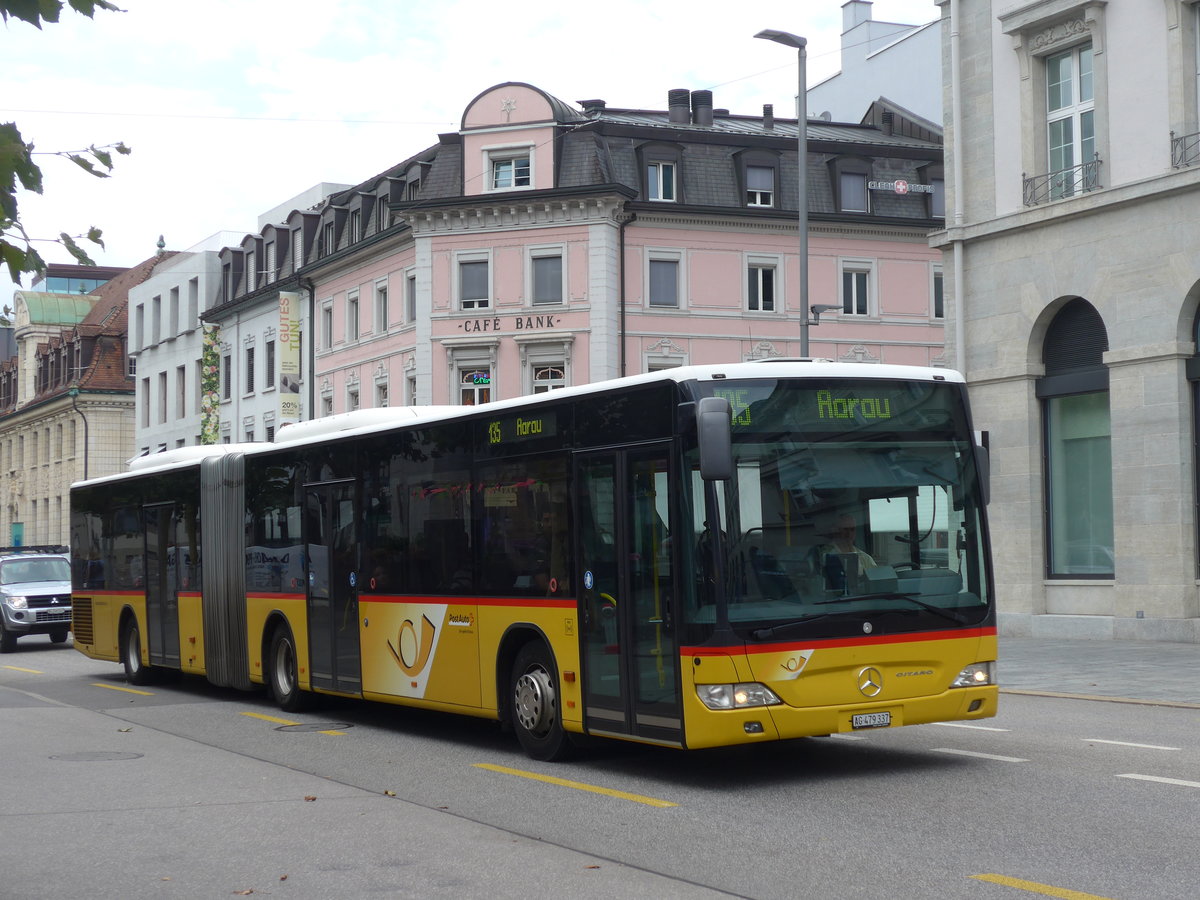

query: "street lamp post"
left=754, top=28, right=810, bottom=356
left=67, top=385, right=89, bottom=482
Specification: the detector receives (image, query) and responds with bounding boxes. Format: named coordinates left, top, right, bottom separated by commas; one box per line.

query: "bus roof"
left=73, top=360, right=963, bottom=490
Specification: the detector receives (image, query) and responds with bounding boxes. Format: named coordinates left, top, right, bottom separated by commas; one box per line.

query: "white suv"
left=0, top=547, right=72, bottom=653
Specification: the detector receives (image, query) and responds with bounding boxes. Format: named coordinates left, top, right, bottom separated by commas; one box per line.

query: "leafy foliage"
left=1, top=0, right=126, bottom=283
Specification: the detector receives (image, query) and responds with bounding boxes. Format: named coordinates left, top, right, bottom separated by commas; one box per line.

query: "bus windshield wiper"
left=814, top=591, right=966, bottom=624
left=751, top=612, right=835, bottom=640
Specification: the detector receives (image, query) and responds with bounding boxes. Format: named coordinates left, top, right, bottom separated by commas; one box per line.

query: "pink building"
left=209, top=82, right=946, bottom=421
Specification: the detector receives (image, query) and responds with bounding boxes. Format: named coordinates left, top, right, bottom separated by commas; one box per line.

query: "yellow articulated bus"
left=70, top=361, right=997, bottom=760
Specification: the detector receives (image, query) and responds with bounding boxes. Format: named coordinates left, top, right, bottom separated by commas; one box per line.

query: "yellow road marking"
left=241, top=711, right=298, bottom=725
left=3, top=665, right=42, bottom=673
left=92, top=683, right=153, bottom=696
left=971, top=874, right=1115, bottom=899
left=474, top=763, right=678, bottom=808
left=239, top=712, right=346, bottom=735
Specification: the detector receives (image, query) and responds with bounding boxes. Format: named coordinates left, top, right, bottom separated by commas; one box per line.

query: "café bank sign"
left=868, top=179, right=934, bottom=195
left=460, top=314, right=560, bottom=333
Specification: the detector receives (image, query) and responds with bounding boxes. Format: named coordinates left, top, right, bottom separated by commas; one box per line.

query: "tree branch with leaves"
left=1, top=0, right=127, bottom=283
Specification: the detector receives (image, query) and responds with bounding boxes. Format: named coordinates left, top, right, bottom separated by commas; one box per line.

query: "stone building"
left=935, top=0, right=1200, bottom=641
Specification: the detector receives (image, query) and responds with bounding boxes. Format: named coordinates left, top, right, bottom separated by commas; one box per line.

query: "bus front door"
left=576, top=447, right=681, bottom=746
left=304, top=480, right=362, bottom=695
left=143, top=502, right=180, bottom=668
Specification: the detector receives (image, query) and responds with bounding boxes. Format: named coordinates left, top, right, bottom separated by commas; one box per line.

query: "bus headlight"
left=697, top=683, right=782, bottom=710
left=951, top=662, right=994, bottom=688
left=7, top=596, right=27, bottom=610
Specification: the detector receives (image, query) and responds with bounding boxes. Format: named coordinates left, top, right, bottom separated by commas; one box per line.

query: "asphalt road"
left=2, top=636, right=1198, bottom=900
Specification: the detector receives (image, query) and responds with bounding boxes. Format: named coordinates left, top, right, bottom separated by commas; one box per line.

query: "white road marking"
left=1116, top=774, right=1200, bottom=789
left=932, top=722, right=1010, bottom=731
left=829, top=733, right=868, bottom=741
left=931, top=748, right=1029, bottom=762
left=1083, top=739, right=1179, bottom=751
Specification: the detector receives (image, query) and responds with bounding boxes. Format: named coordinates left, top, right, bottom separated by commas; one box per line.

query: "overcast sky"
left=0, top=0, right=940, bottom=302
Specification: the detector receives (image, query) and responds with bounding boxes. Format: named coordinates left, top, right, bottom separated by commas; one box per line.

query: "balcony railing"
left=1022, top=155, right=1102, bottom=206
left=1171, top=130, right=1200, bottom=168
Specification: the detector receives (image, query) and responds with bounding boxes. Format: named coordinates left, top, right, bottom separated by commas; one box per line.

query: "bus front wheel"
left=121, top=618, right=153, bottom=685
left=510, top=642, right=573, bottom=761
left=269, top=626, right=308, bottom=712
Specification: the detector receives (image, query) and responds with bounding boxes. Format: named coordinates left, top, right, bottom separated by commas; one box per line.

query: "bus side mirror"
left=697, top=397, right=733, bottom=481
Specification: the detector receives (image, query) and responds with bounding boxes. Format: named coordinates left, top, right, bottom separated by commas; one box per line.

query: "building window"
left=348, top=209, right=361, bottom=243
left=459, top=256, right=490, bottom=310
left=932, top=269, right=944, bottom=320
left=1046, top=42, right=1094, bottom=198
left=292, top=228, right=304, bottom=269
left=176, top=365, right=186, bottom=419
left=490, top=150, right=532, bottom=190
left=245, top=250, right=256, bottom=293
left=1039, top=298, right=1112, bottom=578
left=265, top=340, right=275, bottom=389
left=168, top=287, right=179, bottom=337
left=321, top=395, right=333, bottom=417
left=321, top=302, right=334, bottom=350
left=532, top=364, right=565, bottom=393
left=264, top=242, right=276, bottom=284
left=407, top=375, right=417, bottom=406
left=265, top=425, right=275, bottom=442
left=158, top=371, right=167, bottom=424
left=347, top=292, right=360, bottom=342
left=222, top=354, right=231, bottom=401
left=151, top=295, right=161, bottom=344
left=839, top=172, right=869, bottom=213
left=746, top=165, right=774, bottom=206
left=321, top=221, right=335, bottom=256
left=376, top=380, right=389, bottom=407
left=929, top=178, right=946, bottom=218
left=530, top=251, right=563, bottom=306
left=648, top=256, right=681, bottom=309
left=187, top=277, right=199, bottom=324
left=374, top=280, right=389, bottom=332
left=460, top=368, right=491, bottom=405
left=646, top=161, right=676, bottom=201
left=135, top=304, right=145, bottom=350
left=141, top=377, right=150, bottom=427
left=347, top=387, right=359, bottom=411
left=747, top=262, right=777, bottom=312
left=244, top=346, right=255, bottom=395
left=406, top=272, right=417, bottom=323
left=840, top=262, right=873, bottom=316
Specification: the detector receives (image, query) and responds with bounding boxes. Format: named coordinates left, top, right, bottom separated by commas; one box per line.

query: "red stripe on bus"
left=361, top=594, right=576, bottom=610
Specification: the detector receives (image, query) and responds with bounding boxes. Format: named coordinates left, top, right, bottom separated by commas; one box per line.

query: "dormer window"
left=489, top=149, right=532, bottom=190
left=746, top=165, right=775, bottom=206
left=647, top=161, right=676, bottom=201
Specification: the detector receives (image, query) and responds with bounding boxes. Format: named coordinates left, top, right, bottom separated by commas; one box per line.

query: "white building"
left=808, top=0, right=943, bottom=125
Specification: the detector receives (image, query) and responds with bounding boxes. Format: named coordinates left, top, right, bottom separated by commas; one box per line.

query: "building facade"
left=935, top=0, right=1200, bottom=641
left=0, top=258, right=166, bottom=545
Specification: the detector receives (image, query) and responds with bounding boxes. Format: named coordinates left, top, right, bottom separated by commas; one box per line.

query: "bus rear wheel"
left=269, top=626, right=308, bottom=712
left=121, top=618, right=154, bottom=685
left=510, top=642, right=573, bottom=761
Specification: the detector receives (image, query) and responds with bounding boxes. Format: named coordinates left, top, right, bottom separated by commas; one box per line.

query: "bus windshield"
left=686, top=377, right=991, bottom=640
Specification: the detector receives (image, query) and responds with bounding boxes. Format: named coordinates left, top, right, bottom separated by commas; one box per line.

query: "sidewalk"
left=998, top=636, right=1200, bottom=707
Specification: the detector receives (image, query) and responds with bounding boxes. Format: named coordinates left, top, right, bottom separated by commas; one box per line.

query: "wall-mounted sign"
left=460, top=315, right=559, bottom=334
left=868, top=179, right=934, bottom=195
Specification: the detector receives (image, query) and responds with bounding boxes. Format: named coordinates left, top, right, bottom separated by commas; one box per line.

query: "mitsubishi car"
left=0, top=547, right=72, bottom=652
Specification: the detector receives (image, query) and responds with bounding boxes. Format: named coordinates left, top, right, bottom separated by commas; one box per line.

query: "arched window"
left=1186, top=308, right=1200, bottom=575
left=1037, top=298, right=1112, bottom=577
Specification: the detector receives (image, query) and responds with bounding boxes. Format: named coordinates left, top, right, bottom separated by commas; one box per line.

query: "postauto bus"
left=69, top=362, right=997, bottom=759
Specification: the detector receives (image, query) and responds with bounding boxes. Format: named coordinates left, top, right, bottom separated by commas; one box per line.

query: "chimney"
left=763, top=104, right=775, bottom=130
left=668, top=89, right=690, bottom=125
left=578, top=98, right=606, bottom=116
left=691, top=90, right=713, bottom=126
left=881, top=109, right=894, bottom=135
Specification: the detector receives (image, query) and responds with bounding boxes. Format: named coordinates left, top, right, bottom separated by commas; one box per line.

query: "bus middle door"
left=143, top=502, right=181, bottom=668
left=304, top=479, right=362, bottom=695
left=576, top=446, right=681, bottom=747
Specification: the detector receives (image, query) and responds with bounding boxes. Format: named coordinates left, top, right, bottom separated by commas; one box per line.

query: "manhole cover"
left=50, top=751, right=144, bottom=762
left=275, top=723, right=352, bottom=733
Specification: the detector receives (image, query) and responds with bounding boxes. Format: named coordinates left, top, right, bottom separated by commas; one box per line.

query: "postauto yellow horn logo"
left=388, top=614, right=437, bottom=677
